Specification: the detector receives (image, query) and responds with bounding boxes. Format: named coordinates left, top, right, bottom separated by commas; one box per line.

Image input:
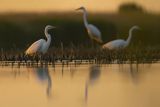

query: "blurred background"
left=0, top=0, right=160, bottom=50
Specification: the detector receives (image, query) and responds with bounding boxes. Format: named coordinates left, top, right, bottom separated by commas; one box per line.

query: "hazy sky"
left=0, top=0, right=160, bottom=13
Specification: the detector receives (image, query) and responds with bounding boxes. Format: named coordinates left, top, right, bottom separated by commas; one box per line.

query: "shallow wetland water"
left=0, top=63, right=160, bottom=107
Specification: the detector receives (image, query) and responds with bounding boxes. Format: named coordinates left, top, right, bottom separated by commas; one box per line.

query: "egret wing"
left=26, top=39, right=46, bottom=55
left=87, top=24, right=102, bottom=43
left=88, top=24, right=101, bottom=37
left=102, top=41, right=114, bottom=50
left=102, top=39, right=126, bottom=50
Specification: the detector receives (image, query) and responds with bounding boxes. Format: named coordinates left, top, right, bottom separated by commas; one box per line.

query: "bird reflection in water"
left=85, top=65, right=101, bottom=102
left=28, top=67, right=52, bottom=98
left=119, top=63, right=140, bottom=84
left=129, top=63, right=139, bottom=81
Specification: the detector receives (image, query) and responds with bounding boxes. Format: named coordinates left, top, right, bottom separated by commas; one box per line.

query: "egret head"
left=46, top=25, right=56, bottom=30
left=132, top=25, right=140, bottom=30
left=45, top=25, right=56, bottom=38
left=76, top=6, right=86, bottom=11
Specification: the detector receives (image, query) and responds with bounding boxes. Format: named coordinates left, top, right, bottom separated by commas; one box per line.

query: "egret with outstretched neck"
left=76, top=6, right=103, bottom=44
left=102, top=26, right=140, bottom=50
left=25, top=25, right=56, bottom=55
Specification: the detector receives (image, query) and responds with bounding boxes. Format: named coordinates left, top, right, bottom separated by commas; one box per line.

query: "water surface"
left=0, top=63, right=160, bottom=107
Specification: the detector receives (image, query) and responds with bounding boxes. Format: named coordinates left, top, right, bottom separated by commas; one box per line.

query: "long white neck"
left=126, top=27, right=135, bottom=45
left=44, top=28, right=51, bottom=48
left=82, top=9, right=89, bottom=27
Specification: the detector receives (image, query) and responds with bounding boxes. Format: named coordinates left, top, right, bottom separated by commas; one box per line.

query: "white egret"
left=76, top=6, right=103, bottom=44
left=102, top=26, right=140, bottom=50
left=25, top=25, right=56, bottom=55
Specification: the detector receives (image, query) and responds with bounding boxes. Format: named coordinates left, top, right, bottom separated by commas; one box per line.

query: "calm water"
left=0, top=63, right=160, bottom=107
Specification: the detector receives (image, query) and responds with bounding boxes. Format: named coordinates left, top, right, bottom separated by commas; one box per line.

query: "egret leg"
left=33, top=54, right=36, bottom=61
left=91, top=39, right=95, bottom=49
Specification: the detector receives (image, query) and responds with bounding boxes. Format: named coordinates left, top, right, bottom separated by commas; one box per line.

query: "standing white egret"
left=102, top=26, right=140, bottom=50
left=25, top=25, right=56, bottom=55
left=76, top=6, right=103, bottom=44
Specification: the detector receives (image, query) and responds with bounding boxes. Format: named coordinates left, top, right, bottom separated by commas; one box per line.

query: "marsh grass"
left=0, top=45, right=160, bottom=66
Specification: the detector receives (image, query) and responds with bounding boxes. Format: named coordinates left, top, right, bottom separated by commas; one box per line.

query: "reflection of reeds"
left=0, top=46, right=160, bottom=66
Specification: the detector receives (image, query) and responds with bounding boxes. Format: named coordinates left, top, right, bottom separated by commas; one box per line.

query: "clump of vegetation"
left=119, top=2, right=145, bottom=13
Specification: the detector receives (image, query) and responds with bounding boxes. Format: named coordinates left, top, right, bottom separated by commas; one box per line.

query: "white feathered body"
left=26, top=39, right=50, bottom=55
left=87, top=24, right=102, bottom=43
left=102, top=39, right=127, bottom=50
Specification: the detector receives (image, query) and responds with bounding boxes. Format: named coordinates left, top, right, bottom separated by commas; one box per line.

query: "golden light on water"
left=0, top=64, right=160, bottom=107
left=0, top=0, right=160, bottom=13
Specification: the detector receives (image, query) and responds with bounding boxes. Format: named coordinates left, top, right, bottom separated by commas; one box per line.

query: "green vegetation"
left=0, top=11, right=160, bottom=50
